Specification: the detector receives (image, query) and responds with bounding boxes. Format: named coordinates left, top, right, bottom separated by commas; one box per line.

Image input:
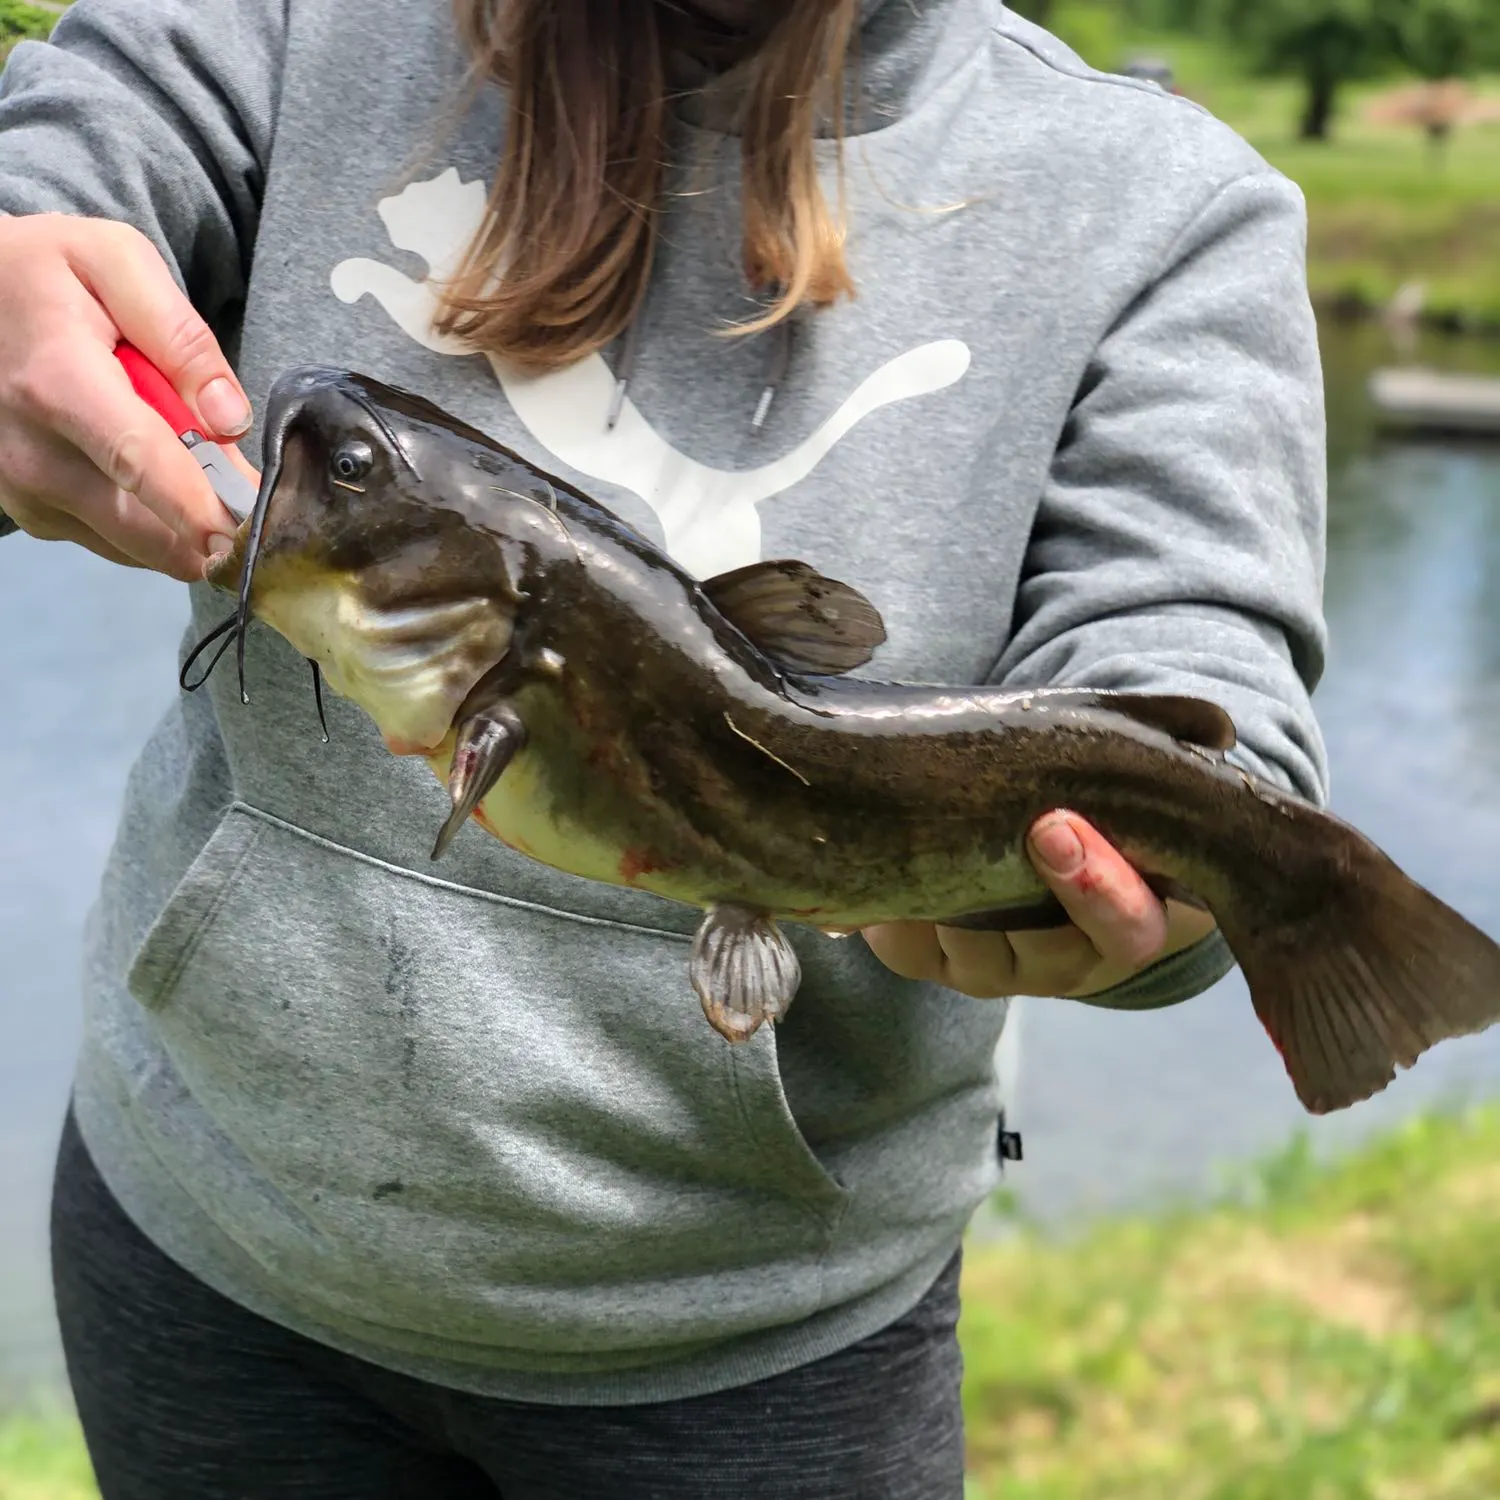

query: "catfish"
left=188, top=366, right=1500, bottom=1116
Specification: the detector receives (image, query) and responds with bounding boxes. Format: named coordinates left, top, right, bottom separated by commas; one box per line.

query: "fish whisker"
left=346, top=388, right=421, bottom=481
left=235, top=396, right=301, bottom=705
left=180, top=612, right=241, bottom=692
left=308, top=658, right=330, bottom=742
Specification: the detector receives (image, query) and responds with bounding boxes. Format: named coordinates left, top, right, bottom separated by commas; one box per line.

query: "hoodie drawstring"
left=605, top=307, right=646, bottom=432
left=752, top=314, right=795, bottom=432
left=604, top=294, right=797, bottom=435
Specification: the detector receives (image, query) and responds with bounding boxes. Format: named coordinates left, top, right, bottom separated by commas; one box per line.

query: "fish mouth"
left=205, top=528, right=250, bottom=591
left=200, top=523, right=513, bottom=753
left=187, top=366, right=515, bottom=750
left=220, top=367, right=350, bottom=702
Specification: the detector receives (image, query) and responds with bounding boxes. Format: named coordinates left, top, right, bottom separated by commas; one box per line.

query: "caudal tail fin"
left=1223, top=837, right=1500, bottom=1115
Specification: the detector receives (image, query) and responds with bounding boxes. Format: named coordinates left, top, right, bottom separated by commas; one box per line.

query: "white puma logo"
left=330, top=169, right=971, bottom=578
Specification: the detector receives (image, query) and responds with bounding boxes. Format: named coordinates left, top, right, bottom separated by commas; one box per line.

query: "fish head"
left=204, top=365, right=535, bottom=754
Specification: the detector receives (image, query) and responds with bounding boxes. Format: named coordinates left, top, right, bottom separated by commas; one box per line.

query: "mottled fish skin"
left=422, top=581, right=1246, bottom=929
left=201, top=366, right=1500, bottom=1119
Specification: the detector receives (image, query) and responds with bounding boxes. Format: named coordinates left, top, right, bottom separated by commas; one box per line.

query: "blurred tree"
left=1122, top=0, right=1216, bottom=28
left=1215, top=0, right=1396, bottom=140
left=1007, top=1, right=1384, bottom=136
left=1382, top=0, right=1500, bottom=80
left=0, top=0, right=58, bottom=44
left=995, top=0, right=1500, bottom=146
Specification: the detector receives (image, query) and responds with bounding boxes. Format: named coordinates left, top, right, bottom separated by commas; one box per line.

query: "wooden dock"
left=1369, top=367, right=1500, bottom=437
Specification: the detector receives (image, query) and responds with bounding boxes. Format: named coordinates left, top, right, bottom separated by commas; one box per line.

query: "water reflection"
left=1319, top=316, right=1500, bottom=472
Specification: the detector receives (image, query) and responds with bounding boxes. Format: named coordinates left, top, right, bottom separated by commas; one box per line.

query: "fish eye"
left=330, top=440, right=374, bottom=483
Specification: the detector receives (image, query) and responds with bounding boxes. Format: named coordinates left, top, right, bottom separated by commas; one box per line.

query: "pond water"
left=2, top=316, right=1499, bottom=1398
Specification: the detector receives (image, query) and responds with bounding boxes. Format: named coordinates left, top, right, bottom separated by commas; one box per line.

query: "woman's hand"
left=0, top=213, right=253, bottom=582
left=861, top=809, right=1218, bottom=1000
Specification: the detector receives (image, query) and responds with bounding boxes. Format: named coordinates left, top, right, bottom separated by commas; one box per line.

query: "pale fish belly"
left=748, top=842, right=1048, bottom=929
left=424, top=739, right=653, bottom=893
left=423, top=737, right=1050, bottom=930
left=254, top=570, right=511, bottom=752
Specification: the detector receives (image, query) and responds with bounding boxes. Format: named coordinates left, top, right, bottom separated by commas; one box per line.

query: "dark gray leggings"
left=50, top=1108, right=967, bottom=1499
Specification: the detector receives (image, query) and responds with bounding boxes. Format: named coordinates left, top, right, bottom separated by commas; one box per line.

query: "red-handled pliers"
left=115, top=342, right=258, bottom=522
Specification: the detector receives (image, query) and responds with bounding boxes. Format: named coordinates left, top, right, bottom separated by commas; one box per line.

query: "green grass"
left=960, top=1103, right=1500, bottom=1498
left=0, top=1407, right=92, bottom=1500
left=0, top=0, right=59, bottom=54
left=5, top=1106, right=1500, bottom=1498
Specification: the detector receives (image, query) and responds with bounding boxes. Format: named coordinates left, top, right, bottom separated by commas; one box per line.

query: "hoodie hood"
left=619, top=0, right=989, bottom=433
left=669, top=0, right=979, bottom=137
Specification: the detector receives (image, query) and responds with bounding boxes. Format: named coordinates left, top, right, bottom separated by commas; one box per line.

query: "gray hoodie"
left=0, top=0, right=1327, bottom=1402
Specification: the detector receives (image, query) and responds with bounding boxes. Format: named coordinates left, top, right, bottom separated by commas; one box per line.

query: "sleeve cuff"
left=1073, top=927, right=1237, bottom=1011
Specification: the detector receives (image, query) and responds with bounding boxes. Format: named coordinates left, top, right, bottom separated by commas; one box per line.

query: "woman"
left=0, top=0, right=1327, bottom=1494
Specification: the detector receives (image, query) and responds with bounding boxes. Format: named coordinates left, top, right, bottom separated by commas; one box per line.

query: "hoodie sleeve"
left=991, top=168, right=1330, bottom=1010
left=0, top=0, right=285, bottom=336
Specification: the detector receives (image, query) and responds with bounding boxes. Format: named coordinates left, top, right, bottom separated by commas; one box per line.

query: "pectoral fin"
left=702, top=559, right=887, bottom=675
left=690, top=903, right=802, bottom=1042
left=431, top=703, right=527, bottom=860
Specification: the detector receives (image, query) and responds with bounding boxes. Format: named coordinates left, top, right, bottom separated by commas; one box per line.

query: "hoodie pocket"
left=127, top=809, right=266, bottom=1011
left=121, top=801, right=852, bottom=1354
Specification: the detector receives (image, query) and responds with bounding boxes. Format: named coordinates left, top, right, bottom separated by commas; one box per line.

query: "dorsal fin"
left=1064, top=690, right=1237, bottom=750
left=702, top=560, right=888, bottom=676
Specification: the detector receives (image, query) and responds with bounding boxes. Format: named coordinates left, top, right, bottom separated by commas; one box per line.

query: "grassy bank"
left=0, top=1, right=60, bottom=61
left=961, top=1103, right=1500, bottom=1498
left=4, top=1105, right=1498, bottom=1498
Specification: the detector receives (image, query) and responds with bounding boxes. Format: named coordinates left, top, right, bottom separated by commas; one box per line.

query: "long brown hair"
left=433, top=0, right=861, bottom=373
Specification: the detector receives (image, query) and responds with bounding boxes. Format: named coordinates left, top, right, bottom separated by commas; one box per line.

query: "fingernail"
left=207, top=532, right=236, bottom=559
left=1029, top=815, right=1083, bottom=877
left=198, top=378, right=252, bottom=438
